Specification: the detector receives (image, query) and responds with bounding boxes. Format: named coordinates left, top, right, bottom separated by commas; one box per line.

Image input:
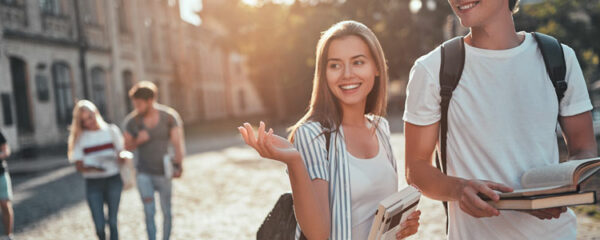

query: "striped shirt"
left=293, top=115, right=397, bottom=240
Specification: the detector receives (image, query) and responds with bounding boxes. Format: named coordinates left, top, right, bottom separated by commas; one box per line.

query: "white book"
left=368, top=185, right=421, bottom=240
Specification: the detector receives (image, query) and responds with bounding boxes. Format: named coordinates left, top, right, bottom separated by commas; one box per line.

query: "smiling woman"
left=238, top=20, right=421, bottom=240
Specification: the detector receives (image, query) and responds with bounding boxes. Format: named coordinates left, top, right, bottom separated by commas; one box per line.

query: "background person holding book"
left=123, top=81, right=185, bottom=240
left=68, top=100, right=126, bottom=240
left=403, top=0, right=597, bottom=239
left=239, top=21, right=421, bottom=240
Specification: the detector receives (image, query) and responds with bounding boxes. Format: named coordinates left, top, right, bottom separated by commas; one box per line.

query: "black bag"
left=436, top=32, right=567, bottom=232
left=256, top=193, right=306, bottom=240
left=256, top=131, right=331, bottom=240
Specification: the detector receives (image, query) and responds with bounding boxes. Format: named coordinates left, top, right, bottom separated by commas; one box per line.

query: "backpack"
left=436, top=32, right=567, bottom=232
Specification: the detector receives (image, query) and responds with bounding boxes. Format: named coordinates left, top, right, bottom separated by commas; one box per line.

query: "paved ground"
left=5, top=118, right=600, bottom=239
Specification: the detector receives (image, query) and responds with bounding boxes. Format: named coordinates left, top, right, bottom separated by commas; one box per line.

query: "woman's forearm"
left=286, top=155, right=331, bottom=240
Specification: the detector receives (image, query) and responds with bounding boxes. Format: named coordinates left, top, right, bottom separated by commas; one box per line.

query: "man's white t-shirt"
left=403, top=32, right=593, bottom=240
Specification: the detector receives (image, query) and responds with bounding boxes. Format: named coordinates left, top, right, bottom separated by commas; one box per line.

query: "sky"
left=179, top=0, right=296, bottom=26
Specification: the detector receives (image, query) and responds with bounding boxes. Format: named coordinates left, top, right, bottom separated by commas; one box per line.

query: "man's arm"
left=559, top=111, right=598, bottom=160
left=0, top=143, right=10, bottom=159
left=405, top=122, right=512, bottom=218
left=169, top=125, right=185, bottom=165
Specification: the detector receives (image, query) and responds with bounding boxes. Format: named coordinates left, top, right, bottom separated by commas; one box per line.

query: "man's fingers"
left=477, top=184, right=500, bottom=202
left=468, top=191, right=498, bottom=216
left=487, top=181, right=514, bottom=193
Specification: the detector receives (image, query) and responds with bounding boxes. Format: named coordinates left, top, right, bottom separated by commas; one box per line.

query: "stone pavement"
left=7, top=124, right=600, bottom=239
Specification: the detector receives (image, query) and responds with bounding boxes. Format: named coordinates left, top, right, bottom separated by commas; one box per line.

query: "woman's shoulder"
left=294, top=121, right=326, bottom=141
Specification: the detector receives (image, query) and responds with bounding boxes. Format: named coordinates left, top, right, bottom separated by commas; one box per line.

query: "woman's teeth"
left=340, top=84, right=360, bottom=90
left=458, top=1, right=479, bottom=10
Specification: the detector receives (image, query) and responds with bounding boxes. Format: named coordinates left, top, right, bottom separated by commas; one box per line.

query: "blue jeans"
left=137, top=172, right=172, bottom=240
left=85, top=174, right=123, bottom=240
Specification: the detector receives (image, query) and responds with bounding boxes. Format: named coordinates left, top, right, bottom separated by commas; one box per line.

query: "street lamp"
left=409, top=0, right=422, bottom=14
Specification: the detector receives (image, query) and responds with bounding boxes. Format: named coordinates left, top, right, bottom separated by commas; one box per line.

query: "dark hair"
left=129, top=81, right=157, bottom=100
left=509, top=0, right=519, bottom=13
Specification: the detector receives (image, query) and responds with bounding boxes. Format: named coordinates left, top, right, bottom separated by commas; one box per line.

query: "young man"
left=123, top=81, right=185, bottom=240
left=404, top=0, right=597, bottom=239
left=0, top=130, right=13, bottom=240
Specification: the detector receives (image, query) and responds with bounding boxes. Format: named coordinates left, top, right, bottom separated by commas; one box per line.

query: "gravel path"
left=9, top=132, right=600, bottom=239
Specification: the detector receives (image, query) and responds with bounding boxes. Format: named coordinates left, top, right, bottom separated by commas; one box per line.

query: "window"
left=81, top=0, right=98, bottom=24
left=117, top=0, right=130, bottom=33
left=52, top=62, right=74, bottom=126
left=90, top=67, right=107, bottom=116
left=122, top=70, right=133, bottom=112
left=39, top=0, right=61, bottom=15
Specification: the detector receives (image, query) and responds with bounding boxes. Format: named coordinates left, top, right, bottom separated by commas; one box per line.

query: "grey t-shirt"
left=123, top=104, right=182, bottom=175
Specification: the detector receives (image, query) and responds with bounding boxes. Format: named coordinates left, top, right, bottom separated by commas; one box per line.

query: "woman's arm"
left=74, top=160, right=104, bottom=173
left=240, top=122, right=331, bottom=239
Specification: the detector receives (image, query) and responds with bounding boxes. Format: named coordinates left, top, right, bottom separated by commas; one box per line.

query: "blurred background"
left=0, top=0, right=599, bottom=239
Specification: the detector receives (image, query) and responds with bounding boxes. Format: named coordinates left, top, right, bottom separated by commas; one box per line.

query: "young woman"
left=68, top=100, right=126, bottom=240
left=239, top=20, right=421, bottom=240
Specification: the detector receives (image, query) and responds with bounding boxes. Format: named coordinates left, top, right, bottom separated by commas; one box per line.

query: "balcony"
left=85, top=25, right=109, bottom=50
left=0, top=2, right=27, bottom=30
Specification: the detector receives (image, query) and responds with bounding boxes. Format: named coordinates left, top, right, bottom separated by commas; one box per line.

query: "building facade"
left=0, top=0, right=264, bottom=152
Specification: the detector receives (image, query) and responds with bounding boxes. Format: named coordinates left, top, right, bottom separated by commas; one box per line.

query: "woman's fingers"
left=396, top=220, right=420, bottom=239
left=243, top=123, right=257, bottom=148
left=264, top=129, right=277, bottom=157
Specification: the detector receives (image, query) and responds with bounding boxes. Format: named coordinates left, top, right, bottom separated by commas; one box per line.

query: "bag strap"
left=437, top=36, right=465, bottom=233
left=532, top=32, right=567, bottom=102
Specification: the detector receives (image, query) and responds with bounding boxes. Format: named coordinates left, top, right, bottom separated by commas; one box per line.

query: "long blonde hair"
left=67, top=100, right=108, bottom=159
left=288, top=20, right=389, bottom=141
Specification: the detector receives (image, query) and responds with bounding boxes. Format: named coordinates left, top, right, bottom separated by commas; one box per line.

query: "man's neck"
left=142, top=104, right=158, bottom=118
left=466, top=11, right=522, bottom=50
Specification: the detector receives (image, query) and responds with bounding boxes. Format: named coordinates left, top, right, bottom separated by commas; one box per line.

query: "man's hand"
left=172, top=163, right=183, bottom=178
left=136, top=130, right=150, bottom=145
left=519, top=207, right=567, bottom=220
left=457, top=179, right=513, bottom=218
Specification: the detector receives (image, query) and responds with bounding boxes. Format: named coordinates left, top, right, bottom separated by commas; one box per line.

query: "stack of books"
left=485, top=157, right=600, bottom=210
left=368, top=185, right=421, bottom=240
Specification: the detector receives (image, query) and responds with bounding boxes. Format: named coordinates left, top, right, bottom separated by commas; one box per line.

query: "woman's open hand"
left=238, top=121, right=300, bottom=164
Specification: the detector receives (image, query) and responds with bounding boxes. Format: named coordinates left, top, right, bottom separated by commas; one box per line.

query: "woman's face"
left=326, top=35, right=378, bottom=109
left=80, top=110, right=98, bottom=130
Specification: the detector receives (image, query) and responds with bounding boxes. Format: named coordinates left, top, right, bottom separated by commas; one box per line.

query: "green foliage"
left=515, top=0, right=600, bottom=85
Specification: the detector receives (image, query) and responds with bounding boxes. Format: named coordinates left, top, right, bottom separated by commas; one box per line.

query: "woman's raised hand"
left=238, top=121, right=300, bottom=164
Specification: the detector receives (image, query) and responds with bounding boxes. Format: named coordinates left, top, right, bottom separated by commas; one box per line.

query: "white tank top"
left=346, top=129, right=398, bottom=240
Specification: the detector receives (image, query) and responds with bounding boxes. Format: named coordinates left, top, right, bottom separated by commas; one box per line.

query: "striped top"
left=293, top=115, right=398, bottom=240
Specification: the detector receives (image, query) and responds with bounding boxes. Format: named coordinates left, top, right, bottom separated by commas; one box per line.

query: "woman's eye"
left=329, top=63, right=340, bottom=69
left=354, top=60, right=364, bottom=65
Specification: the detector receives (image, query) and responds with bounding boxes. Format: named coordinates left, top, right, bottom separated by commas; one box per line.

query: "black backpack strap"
left=437, top=36, right=465, bottom=233
left=532, top=32, right=567, bottom=102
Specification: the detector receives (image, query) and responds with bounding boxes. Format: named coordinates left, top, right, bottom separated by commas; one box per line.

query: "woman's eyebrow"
left=327, top=54, right=367, bottom=61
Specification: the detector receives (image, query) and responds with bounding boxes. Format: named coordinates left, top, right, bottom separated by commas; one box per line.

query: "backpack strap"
left=532, top=32, right=567, bottom=102
left=437, top=36, right=465, bottom=233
